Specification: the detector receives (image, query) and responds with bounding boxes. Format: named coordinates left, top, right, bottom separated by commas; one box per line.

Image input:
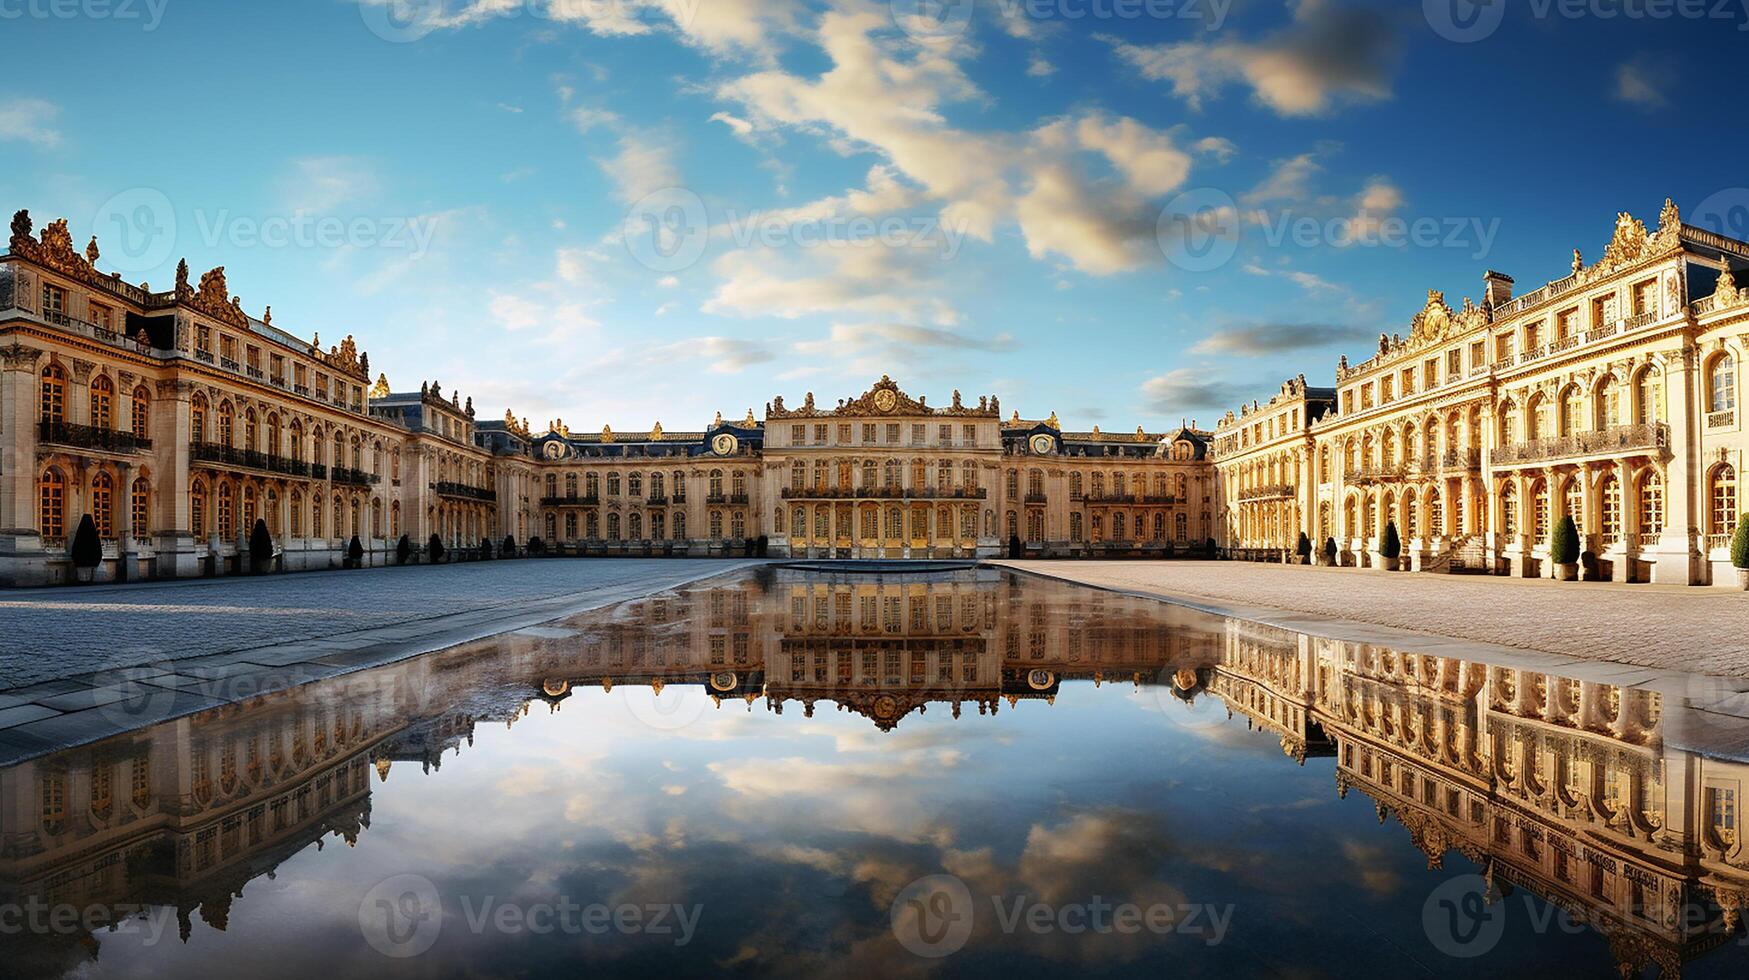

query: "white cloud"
left=1104, top=3, right=1399, bottom=117
left=1192, top=136, right=1237, bottom=164
left=0, top=98, right=62, bottom=148
left=596, top=132, right=681, bottom=204
left=643, top=335, right=776, bottom=373
left=283, top=156, right=378, bottom=213
left=570, top=106, right=621, bottom=133
left=1615, top=54, right=1671, bottom=108
left=1027, top=53, right=1057, bottom=78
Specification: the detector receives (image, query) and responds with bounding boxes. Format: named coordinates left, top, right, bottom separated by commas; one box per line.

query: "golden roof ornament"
left=744, top=408, right=757, bottom=426
left=1715, top=260, right=1740, bottom=307
left=370, top=373, right=391, bottom=399
left=85, top=236, right=99, bottom=265
left=601, top=424, right=615, bottom=443
left=650, top=421, right=665, bottom=440
left=713, top=411, right=723, bottom=427
left=1572, top=248, right=1583, bottom=276
left=1046, top=411, right=1059, bottom=430
left=262, top=305, right=272, bottom=326
left=1136, top=426, right=1147, bottom=441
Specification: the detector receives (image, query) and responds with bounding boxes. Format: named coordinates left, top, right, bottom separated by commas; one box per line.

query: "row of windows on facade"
left=34, top=471, right=417, bottom=543
left=1335, top=283, right=1665, bottom=415
left=784, top=422, right=986, bottom=447
left=39, top=364, right=486, bottom=486
left=544, top=509, right=728, bottom=540
left=543, top=470, right=719, bottom=500
left=1316, top=465, right=1738, bottom=542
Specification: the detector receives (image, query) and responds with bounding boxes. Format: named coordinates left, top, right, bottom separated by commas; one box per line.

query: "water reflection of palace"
left=4, top=571, right=1748, bottom=976
left=1195, top=619, right=1749, bottom=977
left=532, top=569, right=1218, bottom=731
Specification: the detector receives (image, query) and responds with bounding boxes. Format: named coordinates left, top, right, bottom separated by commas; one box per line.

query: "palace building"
left=2, top=197, right=1746, bottom=586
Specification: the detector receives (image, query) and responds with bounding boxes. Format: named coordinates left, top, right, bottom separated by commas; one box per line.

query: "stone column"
left=1652, top=347, right=1698, bottom=584
left=0, top=343, right=44, bottom=584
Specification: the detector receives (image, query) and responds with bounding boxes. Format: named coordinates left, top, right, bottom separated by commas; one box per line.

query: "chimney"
left=1482, top=270, right=1514, bottom=308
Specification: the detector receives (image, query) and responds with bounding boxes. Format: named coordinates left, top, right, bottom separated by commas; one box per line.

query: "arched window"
left=1594, top=376, right=1622, bottom=429
left=1558, top=388, right=1578, bottom=436
left=1712, top=465, right=1738, bottom=538
left=1710, top=354, right=1737, bottom=415
left=1635, top=370, right=1662, bottom=425
left=191, top=481, right=207, bottom=537
left=91, top=472, right=114, bottom=538
left=650, top=512, right=665, bottom=540
left=290, top=490, right=303, bottom=537
left=40, top=364, right=65, bottom=423
left=89, top=375, right=114, bottom=430
left=1175, top=513, right=1188, bottom=541
left=191, top=394, right=208, bottom=444
left=244, top=408, right=258, bottom=451
left=267, top=414, right=282, bottom=456
left=218, top=402, right=234, bottom=447
left=131, top=386, right=151, bottom=442
left=311, top=491, right=323, bottom=538
left=38, top=468, right=65, bottom=541
left=1639, top=471, right=1663, bottom=537
left=1500, top=483, right=1519, bottom=536
left=672, top=511, right=686, bottom=539
left=1563, top=478, right=1583, bottom=528
left=709, top=511, right=724, bottom=540
left=217, top=483, right=234, bottom=538
left=1532, top=480, right=1550, bottom=541
left=131, top=477, right=150, bottom=536
left=1599, top=474, right=1622, bottom=543
left=628, top=512, right=643, bottom=540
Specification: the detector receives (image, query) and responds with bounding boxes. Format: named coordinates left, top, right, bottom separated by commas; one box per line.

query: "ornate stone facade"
left=1212, top=200, right=1749, bottom=586
left=6, top=198, right=1748, bottom=585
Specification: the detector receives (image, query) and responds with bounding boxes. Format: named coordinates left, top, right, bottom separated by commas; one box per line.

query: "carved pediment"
left=178, top=264, right=249, bottom=328
left=769, top=376, right=1000, bottom=420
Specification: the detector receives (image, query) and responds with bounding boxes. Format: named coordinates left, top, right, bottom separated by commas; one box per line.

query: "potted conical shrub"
left=1296, top=532, right=1312, bottom=566
left=1323, top=537, right=1338, bottom=566
left=347, top=535, right=365, bottom=569
left=502, top=534, right=516, bottom=559
left=1732, top=520, right=1749, bottom=590
left=71, top=514, right=102, bottom=584
left=1381, top=522, right=1402, bottom=571
left=397, top=534, right=412, bottom=565
left=249, top=518, right=273, bottom=574
left=1551, top=515, right=1580, bottom=581
left=428, top=533, right=446, bottom=564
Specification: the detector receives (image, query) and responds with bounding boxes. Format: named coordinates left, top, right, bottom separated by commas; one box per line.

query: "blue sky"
left=7, top=0, right=1748, bottom=432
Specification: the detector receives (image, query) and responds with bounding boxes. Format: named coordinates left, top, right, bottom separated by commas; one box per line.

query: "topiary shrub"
left=397, top=534, right=412, bottom=565
left=1734, top=520, right=1749, bottom=569
left=480, top=537, right=493, bottom=560
left=249, top=519, right=273, bottom=573
left=503, top=534, right=517, bottom=558
left=71, top=514, right=102, bottom=581
left=529, top=536, right=545, bottom=555
left=428, top=534, right=446, bottom=563
left=1323, top=537, right=1338, bottom=564
left=1551, top=515, right=1580, bottom=566
left=1382, top=522, right=1402, bottom=560
left=347, top=535, right=365, bottom=566
left=1206, top=537, right=1218, bottom=559
left=1008, top=534, right=1022, bottom=559
left=1296, top=532, right=1312, bottom=562
left=756, top=535, right=770, bottom=557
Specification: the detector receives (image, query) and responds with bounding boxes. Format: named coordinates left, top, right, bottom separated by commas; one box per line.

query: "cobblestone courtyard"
left=0, top=559, right=756, bottom=690
left=999, top=561, right=1749, bottom=677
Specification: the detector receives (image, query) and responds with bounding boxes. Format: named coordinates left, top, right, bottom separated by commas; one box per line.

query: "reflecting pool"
left=4, top=567, right=1749, bottom=978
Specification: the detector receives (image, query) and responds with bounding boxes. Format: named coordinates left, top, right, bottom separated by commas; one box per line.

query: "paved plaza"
left=999, top=561, right=1749, bottom=677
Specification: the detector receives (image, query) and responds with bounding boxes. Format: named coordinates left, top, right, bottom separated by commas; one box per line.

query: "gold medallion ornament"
left=542, top=440, right=568, bottom=460
left=1027, top=669, right=1056, bottom=691
left=712, top=433, right=739, bottom=456
left=709, top=671, right=739, bottom=692
left=873, top=388, right=898, bottom=413
left=1029, top=433, right=1055, bottom=455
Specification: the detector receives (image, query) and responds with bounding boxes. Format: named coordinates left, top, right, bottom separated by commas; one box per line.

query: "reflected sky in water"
left=4, top=568, right=1749, bottom=978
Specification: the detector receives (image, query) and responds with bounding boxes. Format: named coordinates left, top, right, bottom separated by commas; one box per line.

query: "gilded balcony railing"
left=1488, top=423, right=1669, bottom=466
